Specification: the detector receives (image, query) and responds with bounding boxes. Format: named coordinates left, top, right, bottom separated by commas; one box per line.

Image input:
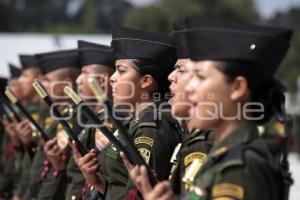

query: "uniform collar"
left=210, top=122, right=259, bottom=158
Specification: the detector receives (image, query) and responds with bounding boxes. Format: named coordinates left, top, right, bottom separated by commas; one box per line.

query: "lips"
left=112, top=87, right=116, bottom=97
left=168, top=85, right=175, bottom=104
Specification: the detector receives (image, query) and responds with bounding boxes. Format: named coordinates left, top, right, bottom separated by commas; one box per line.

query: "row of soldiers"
left=0, top=17, right=294, bottom=200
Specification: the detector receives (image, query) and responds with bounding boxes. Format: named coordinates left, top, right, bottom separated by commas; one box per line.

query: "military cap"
left=111, top=26, right=177, bottom=70
left=184, top=18, right=293, bottom=74
left=19, top=54, right=39, bottom=69
left=8, top=63, right=21, bottom=78
left=173, top=21, right=189, bottom=59
left=0, top=77, right=7, bottom=94
left=77, top=40, right=115, bottom=66
left=36, top=49, right=81, bottom=75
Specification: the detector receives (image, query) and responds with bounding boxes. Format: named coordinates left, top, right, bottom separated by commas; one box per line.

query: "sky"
left=128, top=0, right=300, bottom=19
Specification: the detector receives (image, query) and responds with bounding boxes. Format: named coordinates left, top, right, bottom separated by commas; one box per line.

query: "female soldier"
left=122, top=21, right=213, bottom=197
left=126, top=19, right=292, bottom=200
left=75, top=27, right=182, bottom=200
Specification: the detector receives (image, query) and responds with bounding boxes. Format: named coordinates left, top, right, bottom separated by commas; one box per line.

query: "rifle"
left=64, top=86, right=131, bottom=158
left=4, top=88, right=49, bottom=141
left=0, top=94, right=21, bottom=122
left=87, top=77, right=157, bottom=186
left=32, top=80, right=88, bottom=156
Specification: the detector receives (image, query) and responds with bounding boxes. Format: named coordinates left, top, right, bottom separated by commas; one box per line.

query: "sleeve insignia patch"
left=45, top=117, right=53, bottom=129
left=134, top=136, right=154, bottom=147
left=184, top=152, right=207, bottom=167
left=138, top=148, right=151, bottom=164
left=95, top=129, right=110, bottom=151
left=56, top=130, right=69, bottom=150
left=212, top=183, right=244, bottom=199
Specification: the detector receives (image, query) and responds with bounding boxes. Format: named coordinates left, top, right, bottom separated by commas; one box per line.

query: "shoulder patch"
left=138, top=148, right=151, bottom=164
left=45, top=117, right=53, bottom=129
left=56, top=130, right=69, bottom=150
left=32, top=113, right=39, bottom=121
left=184, top=152, right=207, bottom=167
left=134, top=136, right=154, bottom=147
left=212, top=183, right=244, bottom=199
left=95, top=129, right=109, bottom=151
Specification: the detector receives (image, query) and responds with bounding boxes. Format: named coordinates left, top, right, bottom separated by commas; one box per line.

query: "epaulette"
left=185, top=130, right=210, bottom=146
left=219, top=145, right=244, bottom=172
left=137, top=111, right=157, bottom=128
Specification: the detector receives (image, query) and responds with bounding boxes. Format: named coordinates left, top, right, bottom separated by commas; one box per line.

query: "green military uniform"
left=169, top=129, right=213, bottom=195
left=97, top=103, right=182, bottom=200
left=0, top=127, right=23, bottom=199
left=95, top=113, right=132, bottom=200
left=36, top=108, right=82, bottom=200
left=65, top=111, right=115, bottom=200
left=186, top=122, right=282, bottom=200
left=14, top=101, right=42, bottom=199
left=28, top=110, right=53, bottom=200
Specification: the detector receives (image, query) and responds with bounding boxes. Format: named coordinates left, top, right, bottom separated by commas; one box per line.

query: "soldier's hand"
left=72, top=141, right=105, bottom=193
left=2, top=116, right=22, bottom=146
left=16, top=119, right=34, bottom=145
left=121, top=151, right=144, bottom=191
left=12, top=195, right=22, bottom=200
left=131, top=165, right=175, bottom=200
left=44, top=138, right=68, bottom=171
left=3, top=116, right=17, bottom=135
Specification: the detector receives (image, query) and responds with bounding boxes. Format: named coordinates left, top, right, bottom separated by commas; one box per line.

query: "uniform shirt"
left=15, top=101, right=43, bottom=198
left=170, top=129, right=213, bottom=195
left=65, top=111, right=115, bottom=200
left=187, top=122, right=282, bottom=200
left=100, top=103, right=182, bottom=200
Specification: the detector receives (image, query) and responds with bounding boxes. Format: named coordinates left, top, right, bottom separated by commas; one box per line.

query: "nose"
left=109, top=71, right=117, bottom=86
left=76, top=73, right=83, bottom=86
left=168, top=69, right=177, bottom=83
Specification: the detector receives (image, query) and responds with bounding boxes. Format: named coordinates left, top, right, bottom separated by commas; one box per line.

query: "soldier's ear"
left=140, top=75, right=154, bottom=90
left=229, top=76, right=250, bottom=102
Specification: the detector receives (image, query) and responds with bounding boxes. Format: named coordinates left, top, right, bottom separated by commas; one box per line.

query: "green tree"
left=267, top=8, right=300, bottom=92
left=123, top=0, right=259, bottom=33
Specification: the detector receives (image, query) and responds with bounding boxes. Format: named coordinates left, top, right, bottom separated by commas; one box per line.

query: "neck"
left=25, top=94, right=40, bottom=104
left=214, top=118, right=247, bottom=144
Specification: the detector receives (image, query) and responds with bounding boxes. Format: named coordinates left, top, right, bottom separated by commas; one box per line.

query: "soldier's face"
left=110, top=59, right=142, bottom=108
left=168, top=58, right=194, bottom=118
left=9, top=78, right=24, bottom=100
left=18, top=68, right=41, bottom=99
left=42, top=70, right=69, bottom=101
left=185, top=61, right=234, bottom=130
left=76, top=65, right=97, bottom=100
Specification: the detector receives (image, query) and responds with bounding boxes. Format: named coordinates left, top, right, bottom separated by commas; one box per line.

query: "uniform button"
left=32, top=131, right=38, bottom=137
left=90, top=186, right=94, bottom=191
left=71, top=195, right=76, bottom=200
left=250, top=44, right=256, bottom=50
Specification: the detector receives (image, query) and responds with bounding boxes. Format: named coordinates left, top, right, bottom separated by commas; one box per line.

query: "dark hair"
left=131, top=58, right=171, bottom=98
left=215, top=60, right=286, bottom=124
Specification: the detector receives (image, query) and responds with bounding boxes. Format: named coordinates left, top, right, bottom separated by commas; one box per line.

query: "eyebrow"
left=116, top=64, right=126, bottom=69
left=174, top=64, right=182, bottom=69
